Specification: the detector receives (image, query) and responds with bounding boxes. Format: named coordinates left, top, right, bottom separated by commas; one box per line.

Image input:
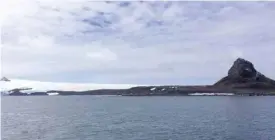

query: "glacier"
left=0, top=78, right=141, bottom=95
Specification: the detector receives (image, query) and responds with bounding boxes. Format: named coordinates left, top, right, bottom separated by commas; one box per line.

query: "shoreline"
left=2, top=58, right=275, bottom=97
left=3, top=89, right=275, bottom=96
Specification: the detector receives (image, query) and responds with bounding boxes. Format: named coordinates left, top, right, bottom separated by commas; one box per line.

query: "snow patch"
left=150, top=87, right=156, bottom=91
left=188, top=93, right=234, bottom=96
left=47, top=92, right=59, bottom=96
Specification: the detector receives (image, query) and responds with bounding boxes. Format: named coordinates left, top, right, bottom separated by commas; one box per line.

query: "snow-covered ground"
left=0, top=78, right=141, bottom=93
left=188, top=93, right=235, bottom=96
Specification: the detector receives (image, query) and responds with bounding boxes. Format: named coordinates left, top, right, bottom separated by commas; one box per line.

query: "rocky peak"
left=0, top=77, right=10, bottom=82
left=228, top=58, right=257, bottom=79
left=214, top=58, right=275, bottom=88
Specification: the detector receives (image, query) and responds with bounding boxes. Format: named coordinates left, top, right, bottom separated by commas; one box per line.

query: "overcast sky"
left=1, top=1, right=275, bottom=85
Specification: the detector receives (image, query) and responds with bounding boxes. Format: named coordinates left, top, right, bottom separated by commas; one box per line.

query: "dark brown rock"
left=214, top=58, right=275, bottom=89
left=228, top=58, right=257, bottom=79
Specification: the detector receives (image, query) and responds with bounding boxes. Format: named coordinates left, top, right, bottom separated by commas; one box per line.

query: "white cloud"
left=1, top=1, right=275, bottom=84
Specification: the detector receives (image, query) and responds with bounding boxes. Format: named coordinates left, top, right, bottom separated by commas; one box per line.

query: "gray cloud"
left=1, top=1, right=275, bottom=84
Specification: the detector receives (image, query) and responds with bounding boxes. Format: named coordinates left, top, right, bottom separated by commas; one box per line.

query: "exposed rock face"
left=228, top=58, right=257, bottom=79
left=214, top=58, right=275, bottom=89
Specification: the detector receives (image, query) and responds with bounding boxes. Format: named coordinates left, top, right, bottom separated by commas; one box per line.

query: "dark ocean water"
left=2, top=96, right=275, bottom=140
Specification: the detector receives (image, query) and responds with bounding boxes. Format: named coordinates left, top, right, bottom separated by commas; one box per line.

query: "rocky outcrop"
left=228, top=58, right=257, bottom=79
left=0, top=77, right=10, bottom=82
left=214, top=58, right=275, bottom=89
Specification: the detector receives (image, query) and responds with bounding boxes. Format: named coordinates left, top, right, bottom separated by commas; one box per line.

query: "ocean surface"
left=2, top=96, right=275, bottom=140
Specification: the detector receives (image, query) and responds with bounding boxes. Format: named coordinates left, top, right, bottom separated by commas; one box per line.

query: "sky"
left=1, top=1, right=275, bottom=85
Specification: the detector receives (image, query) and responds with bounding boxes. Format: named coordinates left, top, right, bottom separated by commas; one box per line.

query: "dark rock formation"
left=1, top=77, right=10, bottom=82
left=214, top=58, right=275, bottom=89
left=228, top=58, right=257, bottom=79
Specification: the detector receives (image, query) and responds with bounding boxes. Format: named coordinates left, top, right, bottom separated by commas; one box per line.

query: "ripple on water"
left=2, top=96, right=275, bottom=140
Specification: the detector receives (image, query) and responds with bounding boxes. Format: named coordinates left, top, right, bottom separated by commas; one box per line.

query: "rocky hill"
left=214, top=58, right=275, bottom=89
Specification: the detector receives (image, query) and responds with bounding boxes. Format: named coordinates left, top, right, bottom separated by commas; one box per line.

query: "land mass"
left=2, top=58, right=275, bottom=96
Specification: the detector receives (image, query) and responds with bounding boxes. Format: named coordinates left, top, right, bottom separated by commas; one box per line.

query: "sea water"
left=2, top=96, right=275, bottom=140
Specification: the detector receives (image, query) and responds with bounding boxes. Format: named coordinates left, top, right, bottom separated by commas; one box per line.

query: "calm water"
left=2, top=96, right=275, bottom=140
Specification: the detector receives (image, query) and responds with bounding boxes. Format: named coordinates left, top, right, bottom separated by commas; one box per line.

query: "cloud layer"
left=1, top=1, right=275, bottom=85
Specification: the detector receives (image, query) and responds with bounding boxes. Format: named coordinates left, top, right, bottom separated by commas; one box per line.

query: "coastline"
left=3, top=85, right=275, bottom=96
left=2, top=58, right=275, bottom=97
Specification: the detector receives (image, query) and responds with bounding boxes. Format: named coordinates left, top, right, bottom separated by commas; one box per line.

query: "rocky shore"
left=2, top=58, right=275, bottom=96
